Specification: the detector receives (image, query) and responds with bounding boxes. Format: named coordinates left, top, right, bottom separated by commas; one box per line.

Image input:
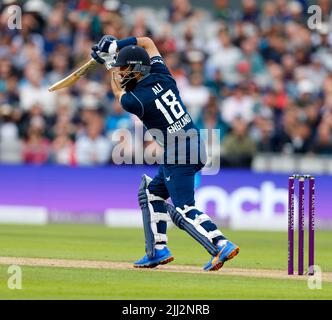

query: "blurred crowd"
left=1, top=0, right=332, bottom=167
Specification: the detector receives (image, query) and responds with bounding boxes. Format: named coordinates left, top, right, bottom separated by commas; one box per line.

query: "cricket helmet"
left=113, top=45, right=151, bottom=91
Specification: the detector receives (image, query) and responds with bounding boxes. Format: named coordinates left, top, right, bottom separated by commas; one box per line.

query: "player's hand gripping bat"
left=48, top=58, right=97, bottom=92
left=48, top=36, right=117, bottom=92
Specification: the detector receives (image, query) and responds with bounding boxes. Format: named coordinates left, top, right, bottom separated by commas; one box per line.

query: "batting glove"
left=91, top=35, right=118, bottom=69
left=92, top=35, right=118, bottom=55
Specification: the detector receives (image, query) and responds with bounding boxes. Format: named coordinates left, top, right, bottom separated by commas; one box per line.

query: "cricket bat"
left=48, top=58, right=98, bottom=92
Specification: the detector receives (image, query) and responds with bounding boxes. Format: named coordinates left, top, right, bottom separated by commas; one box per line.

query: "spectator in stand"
left=241, top=0, right=260, bottom=24
left=168, top=0, right=195, bottom=23
left=206, top=23, right=227, bottom=56
left=49, top=76, right=77, bottom=157
left=23, top=116, right=50, bottom=164
left=105, top=99, right=133, bottom=137
left=222, top=117, right=257, bottom=167
left=221, top=83, right=255, bottom=125
left=43, top=9, right=67, bottom=56
left=76, top=114, right=111, bottom=165
left=48, top=93, right=77, bottom=140
left=196, top=93, right=229, bottom=142
left=295, top=79, right=316, bottom=108
left=185, top=50, right=205, bottom=74
left=270, top=80, right=289, bottom=123
left=287, top=1, right=305, bottom=25
left=0, top=58, right=20, bottom=108
left=0, top=104, right=19, bottom=142
left=196, top=93, right=229, bottom=160
left=206, top=28, right=242, bottom=84
left=163, top=51, right=188, bottom=90
left=303, top=55, right=327, bottom=94
left=311, top=122, right=332, bottom=155
left=317, top=0, right=331, bottom=23
left=47, top=53, right=70, bottom=86
left=260, top=31, right=287, bottom=64
left=105, top=99, right=136, bottom=165
left=0, top=104, right=22, bottom=163
left=205, top=69, right=226, bottom=99
left=281, top=54, right=297, bottom=96
left=19, top=63, right=56, bottom=115
left=260, top=1, right=280, bottom=32
left=11, top=14, right=46, bottom=70
left=130, top=10, right=153, bottom=38
left=239, top=36, right=267, bottom=84
left=77, top=93, right=106, bottom=128
left=4, top=74, right=20, bottom=106
left=213, top=0, right=239, bottom=22
left=273, top=104, right=313, bottom=153
left=176, top=24, right=205, bottom=54
left=51, top=130, right=76, bottom=165
left=181, top=71, right=210, bottom=121
left=250, top=114, right=275, bottom=152
left=0, top=58, right=13, bottom=91
left=275, top=0, right=293, bottom=22
left=18, top=103, right=49, bottom=138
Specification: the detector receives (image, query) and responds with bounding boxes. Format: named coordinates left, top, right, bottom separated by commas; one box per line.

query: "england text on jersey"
left=167, top=114, right=192, bottom=134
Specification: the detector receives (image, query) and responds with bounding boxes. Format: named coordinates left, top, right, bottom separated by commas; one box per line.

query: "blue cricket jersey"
left=120, top=56, right=204, bottom=164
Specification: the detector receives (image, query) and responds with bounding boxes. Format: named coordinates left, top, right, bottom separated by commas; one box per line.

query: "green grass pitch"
left=0, top=224, right=331, bottom=300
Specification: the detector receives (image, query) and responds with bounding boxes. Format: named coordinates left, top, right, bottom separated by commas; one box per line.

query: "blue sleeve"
left=150, top=56, right=172, bottom=76
left=120, top=92, right=144, bottom=118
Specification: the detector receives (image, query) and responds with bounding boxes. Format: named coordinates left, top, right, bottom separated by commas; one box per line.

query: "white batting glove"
left=108, top=41, right=118, bottom=55
left=99, top=52, right=117, bottom=70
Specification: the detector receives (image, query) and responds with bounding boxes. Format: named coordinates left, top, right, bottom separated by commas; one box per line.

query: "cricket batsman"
left=91, top=35, right=240, bottom=271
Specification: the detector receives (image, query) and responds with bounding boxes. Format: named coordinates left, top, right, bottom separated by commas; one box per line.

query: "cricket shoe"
left=133, top=247, right=174, bottom=268
left=203, top=240, right=240, bottom=271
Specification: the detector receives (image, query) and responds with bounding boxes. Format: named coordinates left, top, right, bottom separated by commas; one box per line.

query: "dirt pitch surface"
left=0, top=256, right=331, bottom=282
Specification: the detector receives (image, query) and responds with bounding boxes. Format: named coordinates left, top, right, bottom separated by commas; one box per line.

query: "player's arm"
left=91, top=35, right=170, bottom=76
left=115, top=37, right=171, bottom=76
left=135, top=37, right=161, bottom=58
left=93, top=36, right=161, bottom=59
left=110, top=72, right=124, bottom=102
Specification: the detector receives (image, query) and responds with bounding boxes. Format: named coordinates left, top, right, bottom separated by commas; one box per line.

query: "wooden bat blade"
left=48, top=58, right=98, bottom=92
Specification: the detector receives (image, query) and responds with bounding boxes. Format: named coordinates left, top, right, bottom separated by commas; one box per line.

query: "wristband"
left=116, top=37, right=137, bottom=50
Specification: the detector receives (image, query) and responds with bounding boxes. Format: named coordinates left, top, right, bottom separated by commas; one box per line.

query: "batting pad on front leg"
left=165, top=203, right=220, bottom=256
left=138, top=175, right=170, bottom=259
